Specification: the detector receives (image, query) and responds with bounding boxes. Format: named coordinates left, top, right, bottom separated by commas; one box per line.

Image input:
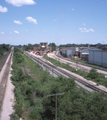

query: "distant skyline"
left=0, top=0, right=107, bottom=45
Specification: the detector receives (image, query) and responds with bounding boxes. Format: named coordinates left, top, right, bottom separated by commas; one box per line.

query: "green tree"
left=49, top=43, right=56, bottom=51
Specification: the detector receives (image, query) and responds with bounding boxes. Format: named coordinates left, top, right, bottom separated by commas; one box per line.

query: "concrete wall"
left=89, top=50, right=107, bottom=67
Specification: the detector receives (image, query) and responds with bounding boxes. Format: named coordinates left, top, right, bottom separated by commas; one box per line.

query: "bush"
left=87, top=69, right=99, bottom=79
left=14, top=103, right=23, bottom=117
left=10, top=113, right=19, bottom=120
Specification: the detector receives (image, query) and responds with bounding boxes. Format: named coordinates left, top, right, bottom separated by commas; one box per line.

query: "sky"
left=0, top=0, right=107, bottom=45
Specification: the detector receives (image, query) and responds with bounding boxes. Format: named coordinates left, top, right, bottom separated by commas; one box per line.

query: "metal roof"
left=79, top=47, right=94, bottom=52
left=89, top=50, right=107, bottom=52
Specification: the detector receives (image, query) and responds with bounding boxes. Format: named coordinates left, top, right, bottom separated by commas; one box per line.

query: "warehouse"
left=61, top=47, right=75, bottom=58
left=89, top=50, right=107, bottom=67
left=79, top=47, right=100, bottom=61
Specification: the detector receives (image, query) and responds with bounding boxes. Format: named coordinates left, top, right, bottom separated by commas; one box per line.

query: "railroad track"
left=24, top=51, right=107, bottom=94
left=53, top=51, right=107, bottom=77
left=56, top=50, right=107, bottom=71
left=25, top=53, right=65, bottom=77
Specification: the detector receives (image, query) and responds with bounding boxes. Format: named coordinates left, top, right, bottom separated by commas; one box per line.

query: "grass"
left=19, top=54, right=49, bottom=81
left=11, top=50, right=53, bottom=119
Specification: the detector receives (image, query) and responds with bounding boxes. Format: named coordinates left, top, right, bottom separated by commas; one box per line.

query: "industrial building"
left=60, top=47, right=94, bottom=58
left=33, top=42, right=52, bottom=56
left=79, top=47, right=100, bottom=61
left=60, top=47, right=102, bottom=61
left=61, top=47, right=76, bottom=58
left=89, top=49, right=107, bottom=67
left=79, top=48, right=92, bottom=58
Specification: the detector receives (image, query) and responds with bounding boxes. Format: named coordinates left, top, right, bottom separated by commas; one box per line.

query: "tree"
left=49, top=43, right=56, bottom=51
left=23, top=43, right=39, bottom=51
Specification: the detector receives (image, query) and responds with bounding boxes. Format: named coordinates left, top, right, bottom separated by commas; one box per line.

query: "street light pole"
left=47, top=93, right=64, bottom=120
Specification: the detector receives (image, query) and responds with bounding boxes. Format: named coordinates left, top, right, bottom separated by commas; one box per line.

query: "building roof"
left=89, top=50, right=107, bottom=52
left=79, top=47, right=94, bottom=52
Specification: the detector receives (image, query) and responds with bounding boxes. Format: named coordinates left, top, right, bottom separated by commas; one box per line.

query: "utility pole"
left=47, top=93, right=64, bottom=120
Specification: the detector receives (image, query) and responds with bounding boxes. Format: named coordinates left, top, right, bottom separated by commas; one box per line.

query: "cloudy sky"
left=0, top=0, right=107, bottom=45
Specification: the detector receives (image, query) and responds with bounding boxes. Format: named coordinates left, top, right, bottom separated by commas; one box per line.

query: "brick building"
left=33, top=42, right=52, bottom=56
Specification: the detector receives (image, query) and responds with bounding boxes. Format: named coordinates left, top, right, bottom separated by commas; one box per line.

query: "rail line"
left=24, top=51, right=107, bottom=94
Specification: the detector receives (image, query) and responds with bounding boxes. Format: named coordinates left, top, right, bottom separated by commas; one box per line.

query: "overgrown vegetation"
left=0, top=44, right=10, bottom=58
left=44, top=57, right=107, bottom=87
left=11, top=48, right=107, bottom=120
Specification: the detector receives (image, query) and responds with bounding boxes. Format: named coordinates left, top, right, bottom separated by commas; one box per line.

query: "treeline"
left=18, top=42, right=57, bottom=51
left=59, top=43, right=97, bottom=47
left=0, top=44, right=10, bottom=58
left=22, top=43, right=39, bottom=51
left=11, top=48, right=107, bottom=120
left=59, top=43, right=105, bottom=48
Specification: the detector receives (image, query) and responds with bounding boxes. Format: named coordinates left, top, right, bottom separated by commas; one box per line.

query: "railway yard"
left=53, top=51, right=107, bottom=77
left=1, top=1, right=107, bottom=119
left=24, top=51, right=107, bottom=93
left=0, top=48, right=107, bottom=119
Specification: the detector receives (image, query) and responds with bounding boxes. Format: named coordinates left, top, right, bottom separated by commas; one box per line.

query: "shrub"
left=87, top=69, right=99, bottom=79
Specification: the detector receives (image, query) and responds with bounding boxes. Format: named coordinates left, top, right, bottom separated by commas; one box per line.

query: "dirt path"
left=0, top=59, right=15, bottom=120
